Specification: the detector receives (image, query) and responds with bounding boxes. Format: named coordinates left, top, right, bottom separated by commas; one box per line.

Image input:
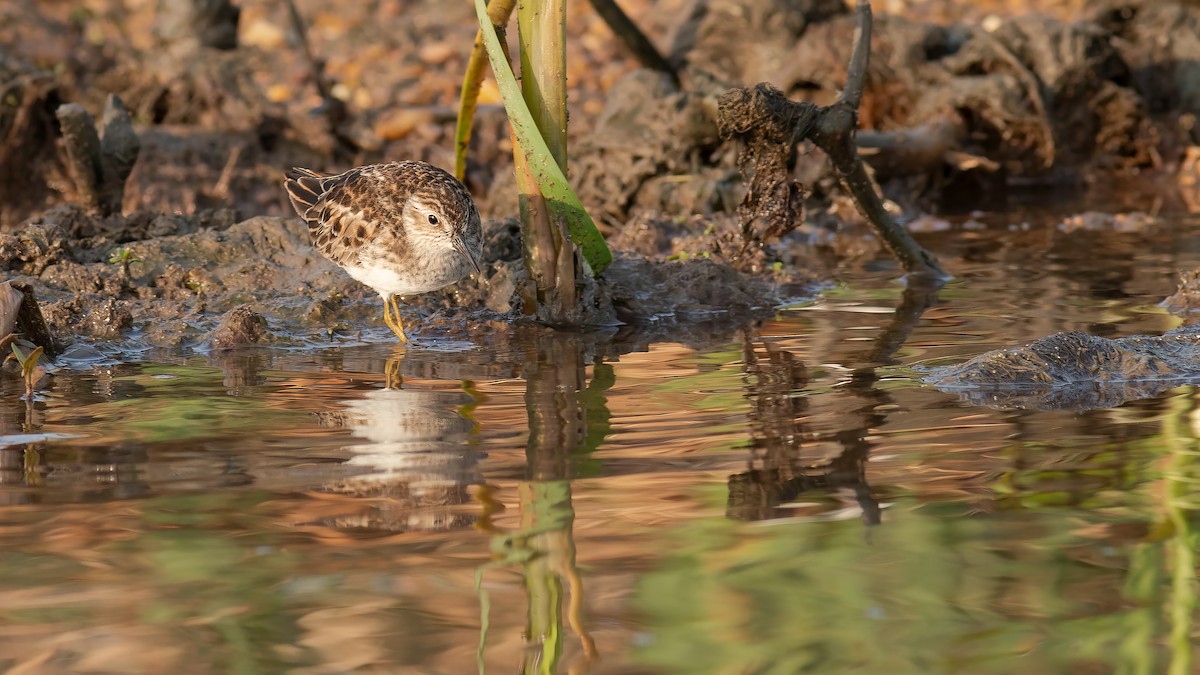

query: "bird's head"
left=402, top=177, right=483, bottom=275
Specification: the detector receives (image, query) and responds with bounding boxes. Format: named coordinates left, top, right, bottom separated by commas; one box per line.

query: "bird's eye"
left=427, top=214, right=439, bottom=226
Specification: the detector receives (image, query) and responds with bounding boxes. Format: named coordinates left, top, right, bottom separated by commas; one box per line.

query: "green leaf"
left=472, top=0, right=613, bottom=274
left=22, top=347, right=43, bottom=378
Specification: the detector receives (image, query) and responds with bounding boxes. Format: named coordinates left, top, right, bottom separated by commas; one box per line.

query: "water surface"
left=1, top=207, right=1198, bottom=673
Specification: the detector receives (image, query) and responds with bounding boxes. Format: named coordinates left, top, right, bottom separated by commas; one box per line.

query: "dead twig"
left=586, top=0, right=680, bottom=88
left=213, top=143, right=243, bottom=200
left=284, top=0, right=357, bottom=158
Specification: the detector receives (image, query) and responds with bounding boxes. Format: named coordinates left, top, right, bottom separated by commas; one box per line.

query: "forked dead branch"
left=716, top=0, right=950, bottom=282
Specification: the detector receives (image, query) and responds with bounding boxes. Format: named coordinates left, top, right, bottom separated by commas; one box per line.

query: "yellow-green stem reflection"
left=476, top=333, right=603, bottom=673
left=1164, top=389, right=1199, bottom=675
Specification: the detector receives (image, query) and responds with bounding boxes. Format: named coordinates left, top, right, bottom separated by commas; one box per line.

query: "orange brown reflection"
left=728, top=284, right=941, bottom=524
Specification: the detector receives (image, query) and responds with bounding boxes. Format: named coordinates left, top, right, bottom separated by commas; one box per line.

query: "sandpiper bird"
left=284, top=161, right=483, bottom=342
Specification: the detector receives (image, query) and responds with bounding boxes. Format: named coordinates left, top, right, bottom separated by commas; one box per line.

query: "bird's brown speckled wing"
left=284, top=166, right=398, bottom=267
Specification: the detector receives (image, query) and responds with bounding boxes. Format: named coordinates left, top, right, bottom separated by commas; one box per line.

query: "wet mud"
left=0, top=207, right=796, bottom=351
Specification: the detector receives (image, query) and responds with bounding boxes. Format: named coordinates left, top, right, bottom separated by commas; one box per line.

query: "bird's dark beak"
left=452, top=235, right=481, bottom=275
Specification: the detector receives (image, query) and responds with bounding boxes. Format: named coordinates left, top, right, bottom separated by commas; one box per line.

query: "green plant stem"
left=471, top=0, right=611, bottom=275
left=518, top=1, right=568, bottom=171
left=515, top=0, right=576, bottom=320
left=455, top=0, right=518, bottom=181
left=472, top=0, right=613, bottom=318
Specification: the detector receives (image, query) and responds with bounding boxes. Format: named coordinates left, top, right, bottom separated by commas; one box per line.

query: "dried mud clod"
left=0, top=222, right=72, bottom=275
left=569, top=70, right=724, bottom=232
left=717, top=84, right=812, bottom=268
left=55, top=95, right=141, bottom=219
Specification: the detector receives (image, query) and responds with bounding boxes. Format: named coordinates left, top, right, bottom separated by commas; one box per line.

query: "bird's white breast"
left=343, top=259, right=468, bottom=299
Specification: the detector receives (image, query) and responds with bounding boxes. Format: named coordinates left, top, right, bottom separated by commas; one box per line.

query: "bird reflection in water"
left=315, top=352, right=485, bottom=534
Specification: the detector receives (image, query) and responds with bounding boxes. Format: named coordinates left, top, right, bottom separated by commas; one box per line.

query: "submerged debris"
left=925, top=326, right=1200, bottom=409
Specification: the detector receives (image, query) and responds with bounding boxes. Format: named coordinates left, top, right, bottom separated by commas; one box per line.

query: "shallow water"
left=1, top=207, right=1199, bottom=674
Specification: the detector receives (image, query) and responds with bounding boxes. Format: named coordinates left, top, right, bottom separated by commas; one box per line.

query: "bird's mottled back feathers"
left=283, top=161, right=479, bottom=277
left=284, top=164, right=406, bottom=267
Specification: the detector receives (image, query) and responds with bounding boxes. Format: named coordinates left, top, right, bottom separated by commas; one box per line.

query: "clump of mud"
left=925, top=326, right=1200, bottom=409
left=207, top=305, right=271, bottom=350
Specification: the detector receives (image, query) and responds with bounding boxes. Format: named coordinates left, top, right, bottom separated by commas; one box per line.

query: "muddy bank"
left=0, top=207, right=802, bottom=355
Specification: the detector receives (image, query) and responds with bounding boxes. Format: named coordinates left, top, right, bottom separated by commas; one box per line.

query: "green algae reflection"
left=629, top=387, right=1200, bottom=675
left=84, top=364, right=308, bottom=443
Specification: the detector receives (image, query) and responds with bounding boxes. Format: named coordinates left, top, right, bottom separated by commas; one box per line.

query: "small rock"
left=418, top=41, right=457, bottom=65
left=374, top=108, right=438, bottom=141
left=241, top=18, right=285, bottom=49
left=208, top=305, right=270, bottom=351
left=81, top=298, right=133, bottom=340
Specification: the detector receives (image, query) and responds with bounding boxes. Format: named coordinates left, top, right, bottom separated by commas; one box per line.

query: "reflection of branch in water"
left=728, top=285, right=941, bottom=524
left=729, top=331, right=879, bottom=523
left=851, top=283, right=942, bottom=371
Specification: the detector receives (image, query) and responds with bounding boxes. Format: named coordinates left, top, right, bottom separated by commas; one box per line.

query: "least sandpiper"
left=283, top=161, right=483, bottom=342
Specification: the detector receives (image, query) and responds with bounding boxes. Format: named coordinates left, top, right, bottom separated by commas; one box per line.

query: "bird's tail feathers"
left=283, top=167, right=328, bottom=223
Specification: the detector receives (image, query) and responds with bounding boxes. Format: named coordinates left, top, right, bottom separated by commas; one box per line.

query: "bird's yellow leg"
left=381, top=296, right=394, bottom=333
left=387, top=295, right=408, bottom=343
left=381, top=296, right=408, bottom=343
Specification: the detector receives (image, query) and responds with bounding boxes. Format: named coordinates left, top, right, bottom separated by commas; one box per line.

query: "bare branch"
left=587, top=0, right=680, bottom=88
left=839, top=0, right=872, bottom=109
